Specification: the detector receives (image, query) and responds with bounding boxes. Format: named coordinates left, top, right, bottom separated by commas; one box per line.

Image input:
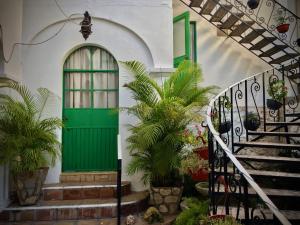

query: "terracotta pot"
left=276, top=24, right=289, bottom=33
left=190, top=168, right=209, bottom=182
left=14, top=167, right=49, bottom=206
left=194, top=147, right=209, bottom=160
left=150, top=186, right=183, bottom=215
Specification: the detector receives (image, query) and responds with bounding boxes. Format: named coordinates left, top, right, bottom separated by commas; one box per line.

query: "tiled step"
left=247, top=169, right=300, bottom=179
left=248, top=131, right=300, bottom=137
left=210, top=5, right=232, bottom=22
left=235, top=154, right=300, bottom=164
left=259, top=45, right=287, bottom=57
left=189, top=0, right=204, bottom=7
left=220, top=13, right=244, bottom=29
left=200, top=0, right=218, bottom=15
left=249, top=37, right=276, bottom=50
left=230, top=21, right=255, bottom=36
left=234, top=141, right=300, bottom=149
left=43, top=181, right=131, bottom=201
left=60, top=172, right=117, bottom=183
left=240, top=29, right=265, bottom=43
left=269, top=53, right=299, bottom=65
left=0, top=191, right=149, bottom=222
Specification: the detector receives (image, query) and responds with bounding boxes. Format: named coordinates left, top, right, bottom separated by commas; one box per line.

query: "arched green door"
left=62, top=46, right=119, bottom=172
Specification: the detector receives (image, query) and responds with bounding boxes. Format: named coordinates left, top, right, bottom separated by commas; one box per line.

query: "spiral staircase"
left=179, top=0, right=300, bottom=224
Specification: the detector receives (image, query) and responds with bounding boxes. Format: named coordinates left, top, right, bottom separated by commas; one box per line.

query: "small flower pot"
left=276, top=24, right=290, bottom=33
left=190, top=168, right=209, bottom=182
left=267, top=99, right=282, bottom=110
left=194, top=147, right=208, bottom=160
left=247, top=0, right=260, bottom=9
left=243, top=115, right=260, bottom=131
left=195, top=181, right=209, bottom=196
left=218, top=121, right=231, bottom=134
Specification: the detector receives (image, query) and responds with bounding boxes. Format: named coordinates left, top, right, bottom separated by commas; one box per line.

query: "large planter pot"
left=276, top=24, right=290, bottom=33
left=243, top=116, right=260, bottom=131
left=267, top=99, right=282, bottom=110
left=194, top=147, right=208, bottom=160
left=190, top=168, right=209, bottom=182
left=150, top=186, right=183, bottom=214
left=218, top=121, right=231, bottom=134
left=13, top=167, right=49, bottom=206
left=247, top=0, right=260, bottom=9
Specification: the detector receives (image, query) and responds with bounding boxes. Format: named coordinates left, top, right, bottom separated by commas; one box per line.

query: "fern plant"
left=0, top=81, right=62, bottom=174
left=122, top=60, right=218, bottom=186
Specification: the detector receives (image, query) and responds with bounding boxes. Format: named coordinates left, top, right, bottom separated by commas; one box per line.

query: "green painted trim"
left=63, top=69, right=119, bottom=73
left=65, top=89, right=118, bottom=92
left=190, top=21, right=197, bottom=63
left=173, top=11, right=190, bottom=67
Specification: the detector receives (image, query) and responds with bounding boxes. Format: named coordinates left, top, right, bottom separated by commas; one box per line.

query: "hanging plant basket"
left=247, top=0, right=260, bottom=10
left=297, top=38, right=300, bottom=47
left=276, top=24, right=290, bottom=33
left=267, top=99, right=282, bottom=111
left=218, top=121, right=231, bottom=134
left=243, top=113, right=260, bottom=131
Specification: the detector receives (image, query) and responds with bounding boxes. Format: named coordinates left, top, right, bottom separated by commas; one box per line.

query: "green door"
left=62, top=46, right=119, bottom=172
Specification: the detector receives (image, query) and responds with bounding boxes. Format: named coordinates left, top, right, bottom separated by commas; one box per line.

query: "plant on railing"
left=0, top=81, right=62, bottom=206
left=273, top=14, right=290, bottom=33
left=211, top=96, right=232, bottom=134
left=267, top=80, right=288, bottom=110
left=243, top=112, right=260, bottom=131
left=247, top=0, right=260, bottom=10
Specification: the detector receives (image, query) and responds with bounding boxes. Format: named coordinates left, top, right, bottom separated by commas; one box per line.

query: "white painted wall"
left=0, top=0, right=23, bottom=81
left=21, top=0, right=173, bottom=191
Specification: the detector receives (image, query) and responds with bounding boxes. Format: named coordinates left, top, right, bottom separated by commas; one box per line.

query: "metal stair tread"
left=240, top=29, right=265, bottom=43
left=249, top=37, right=277, bottom=50
left=248, top=131, right=300, bottom=137
left=235, top=154, right=300, bottom=163
left=189, top=0, right=204, bottom=7
left=288, top=73, right=300, bottom=79
left=259, top=45, right=287, bottom=57
left=270, top=53, right=299, bottom=64
left=265, top=121, right=300, bottom=126
left=234, top=141, right=300, bottom=149
left=218, top=207, right=300, bottom=220
left=200, top=0, right=219, bottom=15
left=230, top=21, right=255, bottom=36
left=5, top=191, right=149, bottom=211
left=220, top=13, right=244, bottom=29
left=285, top=113, right=300, bottom=117
left=43, top=181, right=130, bottom=190
left=247, top=169, right=300, bottom=179
left=210, top=5, right=232, bottom=22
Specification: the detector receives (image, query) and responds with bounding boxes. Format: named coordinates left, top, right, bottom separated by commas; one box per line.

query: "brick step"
left=43, top=181, right=131, bottom=201
left=60, top=172, right=117, bottom=183
left=0, top=191, right=149, bottom=222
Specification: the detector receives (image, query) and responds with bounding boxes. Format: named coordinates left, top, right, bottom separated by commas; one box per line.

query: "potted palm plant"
left=267, top=79, right=288, bottom=110
left=0, top=81, right=62, bottom=206
left=122, top=60, right=218, bottom=214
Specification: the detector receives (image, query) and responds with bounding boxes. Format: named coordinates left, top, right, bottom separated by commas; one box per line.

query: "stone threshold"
left=43, top=181, right=130, bottom=190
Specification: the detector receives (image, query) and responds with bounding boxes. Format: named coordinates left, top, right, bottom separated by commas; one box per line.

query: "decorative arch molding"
left=28, top=16, right=155, bottom=67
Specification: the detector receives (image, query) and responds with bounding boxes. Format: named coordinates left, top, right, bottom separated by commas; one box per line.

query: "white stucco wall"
left=0, top=0, right=23, bottom=81
left=21, top=0, right=173, bottom=191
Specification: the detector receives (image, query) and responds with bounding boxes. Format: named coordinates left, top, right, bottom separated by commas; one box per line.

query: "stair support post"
left=245, top=80, right=249, bottom=142
left=242, top=176, right=250, bottom=224
left=262, top=73, right=267, bottom=132
left=208, top=129, right=217, bottom=215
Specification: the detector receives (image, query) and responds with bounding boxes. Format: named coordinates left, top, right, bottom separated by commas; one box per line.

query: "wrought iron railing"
left=226, top=0, right=300, bottom=52
left=206, top=67, right=299, bottom=224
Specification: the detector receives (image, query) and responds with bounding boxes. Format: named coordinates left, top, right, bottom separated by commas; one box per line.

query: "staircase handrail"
left=226, top=0, right=300, bottom=53
left=206, top=68, right=292, bottom=225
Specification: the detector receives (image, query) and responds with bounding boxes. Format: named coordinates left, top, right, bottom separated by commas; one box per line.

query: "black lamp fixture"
left=80, top=11, right=92, bottom=40
left=247, top=0, right=260, bottom=10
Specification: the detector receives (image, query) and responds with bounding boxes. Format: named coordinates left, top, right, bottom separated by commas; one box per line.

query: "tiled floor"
left=0, top=214, right=176, bottom=225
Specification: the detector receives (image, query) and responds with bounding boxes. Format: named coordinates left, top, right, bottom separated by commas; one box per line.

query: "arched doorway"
left=62, top=46, right=119, bottom=172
